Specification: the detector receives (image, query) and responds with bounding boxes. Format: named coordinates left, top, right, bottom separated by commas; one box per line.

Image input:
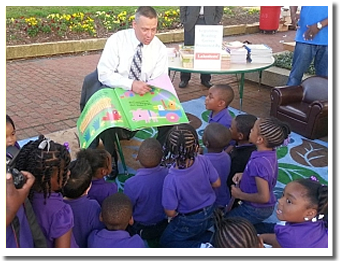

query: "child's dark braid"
left=213, top=208, right=260, bottom=248
left=162, top=123, right=199, bottom=169
left=296, top=178, right=328, bottom=218
left=15, top=135, right=70, bottom=202
left=259, top=117, right=291, bottom=148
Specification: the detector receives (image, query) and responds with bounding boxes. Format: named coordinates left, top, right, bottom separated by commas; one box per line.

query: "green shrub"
left=273, top=52, right=316, bottom=75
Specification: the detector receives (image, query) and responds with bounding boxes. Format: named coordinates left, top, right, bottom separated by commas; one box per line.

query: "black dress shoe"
left=179, top=80, right=188, bottom=88
left=201, top=80, right=213, bottom=88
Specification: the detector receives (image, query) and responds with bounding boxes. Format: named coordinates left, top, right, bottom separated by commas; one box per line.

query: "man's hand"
left=131, top=80, right=152, bottom=95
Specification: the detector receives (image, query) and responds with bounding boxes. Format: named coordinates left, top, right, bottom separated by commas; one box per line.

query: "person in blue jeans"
left=287, top=6, right=328, bottom=86
left=160, top=123, right=221, bottom=248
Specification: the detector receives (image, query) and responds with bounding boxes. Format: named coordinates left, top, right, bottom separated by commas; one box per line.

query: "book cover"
left=77, top=74, right=189, bottom=149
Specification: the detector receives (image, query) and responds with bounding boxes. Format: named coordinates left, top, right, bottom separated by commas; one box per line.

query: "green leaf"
left=278, top=163, right=327, bottom=185
left=276, top=146, right=288, bottom=160
left=135, top=127, right=156, bottom=139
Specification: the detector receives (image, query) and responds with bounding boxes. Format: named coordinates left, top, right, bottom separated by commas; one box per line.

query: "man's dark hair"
left=135, top=6, right=157, bottom=21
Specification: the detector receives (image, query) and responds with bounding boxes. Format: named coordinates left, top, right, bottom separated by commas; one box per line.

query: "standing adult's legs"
left=179, top=27, right=195, bottom=86
left=287, top=43, right=315, bottom=86
left=314, top=45, right=328, bottom=78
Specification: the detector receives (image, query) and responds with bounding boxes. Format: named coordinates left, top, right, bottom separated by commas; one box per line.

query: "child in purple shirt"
left=82, top=148, right=118, bottom=206
left=260, top=177, right=328, bottom=248
left=6, top=114, right=20, bottom=149
left=205, top=84, right=234, bottom=129
left=15, top=135, right=78, bottom=248
left=202, top=122, right=232, bottom=208
left=124, top=138, right=168, bottom=241
left=63, top=157, right=105, bottom=247
left=88, top=193, right=145, bottom=248
left=160, top=123, right=221, bottom=248
left=225, top=117, right=291, bottom=225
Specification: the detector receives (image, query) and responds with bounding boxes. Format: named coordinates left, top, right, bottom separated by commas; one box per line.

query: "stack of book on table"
left=179, top=45, right=194, bottom=68
left=223, top=41, right=247, bottom=64
left=221, top=50, right=231, bottom=69
left=179, top=45, right=231, bottom=69
left=244, top=44, right=273, bottom=63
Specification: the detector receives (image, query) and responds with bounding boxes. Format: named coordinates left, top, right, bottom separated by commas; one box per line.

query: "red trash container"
left=259, top=6, right=281, bottom=33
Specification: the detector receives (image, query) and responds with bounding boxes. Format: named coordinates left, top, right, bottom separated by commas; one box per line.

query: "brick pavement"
left=6, top=30, right=296, bottom=140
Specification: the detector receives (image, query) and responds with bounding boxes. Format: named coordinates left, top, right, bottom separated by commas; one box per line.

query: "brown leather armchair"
left=270, top=76, right=328, bottom=140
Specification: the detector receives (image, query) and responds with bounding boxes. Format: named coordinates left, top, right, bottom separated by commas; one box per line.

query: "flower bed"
left=6, top=7, right=260, bottom=46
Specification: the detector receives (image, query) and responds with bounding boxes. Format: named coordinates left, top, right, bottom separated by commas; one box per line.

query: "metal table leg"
left=114, top=132, right=128, bottom=175
left=258, top=70, right=263, bottom=91
left=239, top=73, right=245, bottom=112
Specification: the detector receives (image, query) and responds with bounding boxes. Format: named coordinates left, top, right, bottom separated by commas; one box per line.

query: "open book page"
left=77, top=74, right=188, bottom=149
left=114, top=85, right=188, bottom=130
left=77, top=88, right=129, bottom=149
left=147, top=73, right=178, bottom=98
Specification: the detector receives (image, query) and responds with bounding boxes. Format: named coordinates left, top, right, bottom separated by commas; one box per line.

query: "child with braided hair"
left=212, top=208, right=263, bottom=248
left=159, top=123, right=221, bottom=248
left=14, top=135, right=78, bottom=248
left=82, top=148, right=118, bottom=206
left=259, top=177, right=328, bottom=248
left=225, top=117, right=291, bottom=225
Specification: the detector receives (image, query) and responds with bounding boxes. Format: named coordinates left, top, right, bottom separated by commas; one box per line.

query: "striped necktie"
left=128, top=42, right=143, bottom=80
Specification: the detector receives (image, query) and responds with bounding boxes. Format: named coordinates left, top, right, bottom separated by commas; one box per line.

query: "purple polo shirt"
left=124, top=165, right=168, bottom=225
left=239, top=150, right=278, bottom=207
left=162, top=155, right=219, bottom=214
left=64, top=195, right=105, bottom=248
left=88, top=178, right=118, bottom=206
left=6, top=205, right=34, bottom=248
left=204, top=152, right=231, bottom=207
left=31, top=192, right=78, bottom=248
left=208, top=107, right=232, bottom=128
left=87, top=229, right=145, bottom=248
left=275, top=221, right=328, bottom=248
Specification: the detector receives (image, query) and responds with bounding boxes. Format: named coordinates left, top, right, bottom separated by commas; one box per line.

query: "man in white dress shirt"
left=84, top=6, right=171, bottom=179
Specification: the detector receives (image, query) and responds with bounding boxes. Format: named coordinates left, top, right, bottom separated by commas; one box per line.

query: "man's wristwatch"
left=317, top=22, right=323, bottom=30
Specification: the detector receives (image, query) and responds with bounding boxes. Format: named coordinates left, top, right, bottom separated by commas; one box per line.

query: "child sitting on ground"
left=225, top=117, right=291, bottom=225
left=63, top=157, right=105, bottom=248
left=227, top=114, right=257, bottom=193
left=259, top=177, right=328, bottom=248
left=87, top=193, right=145, bottom=248
left=205, top=84, right=235, bottom=129
left=80, top=148, right=118, bottom=206
left=202, top=122, right=232, bottom=209
left=124, top=138, right=168, bottom=241
left=15, top=135, right=78, bottom=247
left=160, top=123, right=221, bottom=248
left=212, top=208, right=264, bottom=248
left=6, top=114, right=20, bottom=149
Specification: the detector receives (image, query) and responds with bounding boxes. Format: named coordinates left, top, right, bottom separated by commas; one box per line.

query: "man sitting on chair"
left=80, top=6, right=170, bottom=179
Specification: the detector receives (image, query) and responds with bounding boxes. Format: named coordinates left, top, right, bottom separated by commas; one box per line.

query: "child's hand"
left=232, top=172, right=243, bottom=184
left=224, top=145, right=234, bottom=154
left=198, top=147, right=204, bottom=155
left=231, top=184, right=242, bottom=199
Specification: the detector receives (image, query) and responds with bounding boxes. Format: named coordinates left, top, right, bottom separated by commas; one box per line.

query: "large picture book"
left=77, top=74, right=189, bottom=148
